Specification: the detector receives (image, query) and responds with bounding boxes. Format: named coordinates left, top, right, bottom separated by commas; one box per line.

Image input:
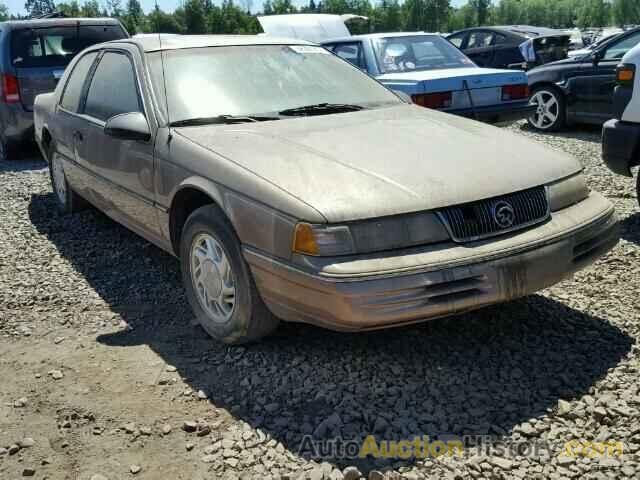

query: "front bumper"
left=447, top=101, right=535, bottom=124
left=245, top=193, right=617, bottom=332
left=602, top=118, right=640, bottom=177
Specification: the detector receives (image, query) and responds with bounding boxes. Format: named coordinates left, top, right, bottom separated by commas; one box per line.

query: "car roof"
left=493, top=25, right=569, bottom=37
left=322, top=32, right=440, bottom=43
left=0, top=17, right=123, bottom=30
left=111, top=34, right=315, bottom=52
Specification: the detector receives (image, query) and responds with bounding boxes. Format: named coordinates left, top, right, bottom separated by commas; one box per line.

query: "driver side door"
left=572, top=31, right=640, bottom=122
left=77, top=49, right=160, bottom=238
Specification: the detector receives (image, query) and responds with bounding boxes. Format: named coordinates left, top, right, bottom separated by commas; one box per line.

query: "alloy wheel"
left=529, top=90, right=560, bottom=130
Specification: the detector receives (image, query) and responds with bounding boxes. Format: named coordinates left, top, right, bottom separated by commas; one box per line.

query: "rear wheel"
left=528, top=86, right=566, bottom=132
left=0, top=136, right=15, bottom=161
left=180, top=204, right=279, bottom=344
left=48, top=146, right=85, bottom=214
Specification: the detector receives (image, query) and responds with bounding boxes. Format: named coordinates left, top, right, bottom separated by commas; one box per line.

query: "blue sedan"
left=321, top=33, right=535, bottom=123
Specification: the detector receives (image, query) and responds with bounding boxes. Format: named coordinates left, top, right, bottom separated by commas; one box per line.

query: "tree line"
left=1, top=0, right=638, bottom=35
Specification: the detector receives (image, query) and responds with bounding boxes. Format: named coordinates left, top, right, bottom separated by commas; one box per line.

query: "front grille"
left=438, top=186, right=549, bottom=242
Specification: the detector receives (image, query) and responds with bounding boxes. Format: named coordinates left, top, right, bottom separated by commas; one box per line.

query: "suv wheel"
left=48, top=147, right=85, bottom=214
left=180, top=204, right=279, bottom=344
left=528, top=86, right=566, bottom=132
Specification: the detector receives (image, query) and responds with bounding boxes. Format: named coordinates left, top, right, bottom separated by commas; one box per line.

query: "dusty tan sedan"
left=34, top=35, right=618, bottom=344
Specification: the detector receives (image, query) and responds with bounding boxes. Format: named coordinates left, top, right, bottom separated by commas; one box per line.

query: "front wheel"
left=527, top=86, right=566, bottom=132
left=180, top=204, right=279, bottom=344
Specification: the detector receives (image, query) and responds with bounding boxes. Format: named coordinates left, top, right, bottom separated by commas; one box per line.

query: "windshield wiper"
left=278, top=103, right=365, bottom=116
left=169, top=114, right=279, bottom=127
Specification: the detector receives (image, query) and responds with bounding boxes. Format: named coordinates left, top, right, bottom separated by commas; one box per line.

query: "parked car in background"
left=35, top=35, right=618, bottom=344
left=602, top=42, right=640, bottom=205
left=446, top=26, right=571, bottom=70
left=527, top=26, right=640, bottom=131
left=258, top=16, right=533, bottom=123
left=321, top=33, right=533, bottom=123
left=567, top=30, right=623, bottom=58
left=0, top=17, right=128, bottom=160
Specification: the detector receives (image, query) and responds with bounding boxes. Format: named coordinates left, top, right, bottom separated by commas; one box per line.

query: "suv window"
left=11, top=25, right=127, bottom=68
left=84, top=52, right=141, bottom=121
left=59, top=52, right=98, bottom=112
left=332, top=42, right=366, bottom=70
left=603, top=31, right=640, bottom=60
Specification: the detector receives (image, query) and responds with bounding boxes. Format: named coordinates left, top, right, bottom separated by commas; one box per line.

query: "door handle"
left=73, top=131, right=83, bottom=142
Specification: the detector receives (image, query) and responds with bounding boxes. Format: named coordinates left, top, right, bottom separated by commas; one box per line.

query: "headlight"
left=548, top=173, right=590, bottom=211
left=293, top=223, right=356, bottom=256
left=292, top=212, right=450, bottom=257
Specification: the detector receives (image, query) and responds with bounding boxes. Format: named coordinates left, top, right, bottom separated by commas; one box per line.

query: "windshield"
left=373, top=35, right=475, bottom=74
left=151, top=45, right=400, bottom=124
left=11, top=25, right=127, bottom=68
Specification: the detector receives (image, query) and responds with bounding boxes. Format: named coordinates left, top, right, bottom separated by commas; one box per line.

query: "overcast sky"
left=5, top=0, right=468, bottom=16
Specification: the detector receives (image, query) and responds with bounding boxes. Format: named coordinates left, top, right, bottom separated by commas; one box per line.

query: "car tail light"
left=411, top=92, right=452, bottom=109
left=616, top=64, right=635, bottom=86
left=502, top=84, right=529, bottom=101
left=1, top=74, right=20, bottom=103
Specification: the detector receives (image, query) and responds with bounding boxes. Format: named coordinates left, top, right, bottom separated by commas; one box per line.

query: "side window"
left=84, top=51, right=141, bottom=121
left=448, top=34, right=465, bottom=48
left=467, top=31, right=493, bottom=49
left=59, top=52, right=98, bottom=112
left=603, top=32, right=640, bottom=60
left=332, top=42, right=366, bottom=70
left=492, top=33, right=507, bottom=45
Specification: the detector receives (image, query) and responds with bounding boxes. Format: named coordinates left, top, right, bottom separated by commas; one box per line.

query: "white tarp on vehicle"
left=258, top=14, right=366, bottom=43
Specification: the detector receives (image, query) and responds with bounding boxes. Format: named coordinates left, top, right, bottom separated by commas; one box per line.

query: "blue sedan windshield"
left=373, top=35, right=476, bottom=74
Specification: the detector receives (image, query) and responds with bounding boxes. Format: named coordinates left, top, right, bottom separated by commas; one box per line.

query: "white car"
left=602, top=42, right=640, bottom=204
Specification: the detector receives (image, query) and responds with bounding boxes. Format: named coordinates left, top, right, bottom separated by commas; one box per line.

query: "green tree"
left=0, top=2, right=8, bottom=20
left=612, top=0, right=640, bottom=27
left=24, top=0, right=56, bottom=17
left=184, top=0, right=207, bottom=33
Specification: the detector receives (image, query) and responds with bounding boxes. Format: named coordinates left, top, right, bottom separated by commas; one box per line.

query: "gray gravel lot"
left=1, top=121, right=640, bottom=480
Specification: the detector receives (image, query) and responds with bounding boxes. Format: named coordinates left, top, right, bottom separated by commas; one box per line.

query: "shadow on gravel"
left=29, top=191, right=633, bottom=474
left=517, top=122, right=601, bottom=143
left=620, top=212, right=640, bottom=245
left=0, top=144, right=45, bottom=173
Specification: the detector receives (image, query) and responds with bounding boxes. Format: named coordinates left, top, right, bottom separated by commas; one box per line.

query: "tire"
left=527, top=86, right=566, bottom=132
left=180, top=204, right=279, bottom=344
left=0, top=136, right=15, bottom=161
left=48, top=144, right=85, bottom=214
left=637, top=173, right=640, bottom=209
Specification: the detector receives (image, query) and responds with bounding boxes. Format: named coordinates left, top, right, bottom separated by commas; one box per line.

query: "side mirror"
left=592, top=50, right=604, bottom=64
left=104, top=112, right=151, bottom=142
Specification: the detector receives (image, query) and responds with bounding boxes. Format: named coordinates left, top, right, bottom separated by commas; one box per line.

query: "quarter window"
left=84, top=52, right=141, bottom=121
left=60, top=51, right=97, bottom=112
left=332, top=42, right=366, bottom=70
left=448, top=34, right=465, bottom=48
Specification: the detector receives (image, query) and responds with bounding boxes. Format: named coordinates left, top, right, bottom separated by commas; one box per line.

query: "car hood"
left=176, top=104, right=581, bottom=223
left=377, top=67, right=527, bottom=94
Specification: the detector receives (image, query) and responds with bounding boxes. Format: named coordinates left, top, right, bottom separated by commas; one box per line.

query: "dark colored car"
left=446, top=26, right=571, bottom=70
left=0, top=17, right=128, bottom=160
left=526, top=27, right=640, bottom=131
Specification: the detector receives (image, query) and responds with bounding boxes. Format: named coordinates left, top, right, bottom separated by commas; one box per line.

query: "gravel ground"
left=1, top=121, right=640, bottom=480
